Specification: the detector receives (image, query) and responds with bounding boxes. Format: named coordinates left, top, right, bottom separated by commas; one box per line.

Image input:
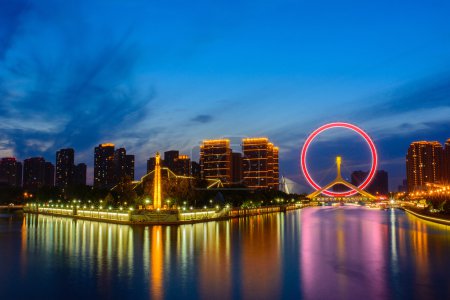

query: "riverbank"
left=402, top=207, right=450, bottom=226
left=24, top=204, right=304, bottom=225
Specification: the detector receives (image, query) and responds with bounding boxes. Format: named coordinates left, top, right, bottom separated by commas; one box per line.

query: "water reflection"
left=0, top=207, right=449, bottom=299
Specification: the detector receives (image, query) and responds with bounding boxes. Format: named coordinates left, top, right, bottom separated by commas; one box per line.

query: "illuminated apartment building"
left=242, top=138, right=279, bottom=190
left=200, top=139, right=232, bottom=184
left=174, top=155, right=191, bottom=176
left=406, top=141, right=443, bottom=192
left=94, top=143, right=115, bottom=189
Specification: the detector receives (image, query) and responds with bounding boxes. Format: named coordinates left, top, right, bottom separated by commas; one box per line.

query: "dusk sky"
left=1, top=0, right=450, bottom=192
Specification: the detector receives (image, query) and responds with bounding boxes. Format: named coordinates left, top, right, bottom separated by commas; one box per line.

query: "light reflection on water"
left=0, top=207, right=449, bottom=299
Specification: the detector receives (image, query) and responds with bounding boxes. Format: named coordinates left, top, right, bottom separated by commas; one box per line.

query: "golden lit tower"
left=153, top=152, right=162, bottom=209
left=406, top=141, right=443, bottom=192
left=242, top=138, right=279, bottom=190
left=200, top=139, right=232, bottom=184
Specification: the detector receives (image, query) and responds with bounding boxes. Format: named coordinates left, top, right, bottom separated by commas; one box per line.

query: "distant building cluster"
left=406, top=139, right=450, bottom=192
left=94, top=144, right=135, bottom=189
left=146, top=138, right=280, bottom=190
left=0, top=137, right=280, bottom=191
left=351, top=170, right=389, bottom=195
left=332, top=170, right=389, bottom=195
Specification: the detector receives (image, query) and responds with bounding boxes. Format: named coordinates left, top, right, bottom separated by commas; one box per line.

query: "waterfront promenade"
left=23, top=203, right=303, bottom=225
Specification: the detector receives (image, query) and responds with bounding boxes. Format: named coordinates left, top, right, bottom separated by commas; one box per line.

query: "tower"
left=153, top=152, right=162, bottom=209
left=307, top=156, right=376, bottom=200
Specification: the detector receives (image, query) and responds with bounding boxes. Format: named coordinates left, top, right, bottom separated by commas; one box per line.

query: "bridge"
left=307, top=156, right=376, bottom=200
left=0, top=205, right=24, bottom=212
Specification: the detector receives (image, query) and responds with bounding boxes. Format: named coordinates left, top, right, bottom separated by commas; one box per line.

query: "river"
left=0, top=207, right=449, bottom=299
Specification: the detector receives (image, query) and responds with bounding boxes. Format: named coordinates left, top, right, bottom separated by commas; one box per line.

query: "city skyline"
left=2, top=134, right=450, bottom=192
left=1, top=1, right=450, bottom=191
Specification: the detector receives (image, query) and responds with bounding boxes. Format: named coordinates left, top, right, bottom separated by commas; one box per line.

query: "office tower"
left=191, top=161, right=201, bottom=178
left=164, top=150, right=179, bottom=172
left=94, top=143, right=115, bottom=189
left=114, top=147, right=126, bottom=181
left=444, top=139, right=450, bottom=183
left=74, top=163, right=87, bottom=186
left=231, top=152, right=243, bottom=183
left=114, top=148, right=134, bottom=182
left=351, top=170, right=389, bottom=195
left=200, top=139, right=232, bottom=184
left=406, top=141, right=443, bottom=192
left=44, top=162, right=55, bottom=187
left=0, top=157, right=22, bottom=187
left=125, top=155, right=135, bottom=181
left=55, top=148, right=75, bottom=188
left=147, top=156, right=157, bottom=174
left=16, top=161, right=22, bottom=187
left=174, top=155, right=191, bottom=176
left=23, top=157, right=46, bottom=189
left=242, top=138, right=279, bottom=190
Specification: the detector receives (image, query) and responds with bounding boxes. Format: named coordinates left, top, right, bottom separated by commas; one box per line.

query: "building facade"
left=406, top=141, right=443, bottom=192
left=94, top=143, right=116, bottom=189
left=55, top=148, right=75, bottom=188
left=191, top=161, right=201, bottom=178
left=200, top=139, right=232, bottom=184
left=351, top=170, right=389, bottom=195
left=164, top=150, right=179, bottom=173
left=74, top=163, right=87, bottom=186
left=0, top=157, right=22, bottom=187
left=231, top=152, right=243, bottom=184
left=23, top=157, right=46, bottom=189
left=444, top=139, right=450, bottom=184
left=44, top=162, right=55, bottom=187
left=114, top=148, right=135, bottom=182
left=242, top=138, right=279, bottom=190
left=173, top=155, right=191, bottom=176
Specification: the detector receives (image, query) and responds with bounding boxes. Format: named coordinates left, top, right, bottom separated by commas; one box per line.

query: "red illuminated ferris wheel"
left=300, top=122, right=378, bottom=198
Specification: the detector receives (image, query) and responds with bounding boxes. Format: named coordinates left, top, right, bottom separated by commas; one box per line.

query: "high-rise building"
left=74, top=163, right=87, bottom=186
left=23, top=157, right=46, bottom=189
left=147, top=156, right=157, bottom=174
left=443, top=139, right=450, bottom=184
left=114, top=148, right=135, bottom=182
left=351, top=170, right=389, bottom=195
left=164, top=150, right=179, bottom=173
left=94, top=143, right=115, bottom=189
left=272, top=145, right=279, bottom=190
left=191, top=161, right=201, bottom=178
left=200, top=139, right=232, bottom=184
left=242, top=138, right=279, bottom=190
left=125, top=155, right=135, bottom=181
left=231, top=152, right=243, bottom=184
left=44, top=162, right=55, bottom=187
left=174, top=155, right=191, bottom=176
left=55, top=148, right=74, bottom=188
left=406, top=141, right=443, bottom=192
left=0, top=157, right=22, bottom=187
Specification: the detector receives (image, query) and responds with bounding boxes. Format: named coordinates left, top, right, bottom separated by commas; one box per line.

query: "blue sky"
left=1, top=0, right=450, bottom=191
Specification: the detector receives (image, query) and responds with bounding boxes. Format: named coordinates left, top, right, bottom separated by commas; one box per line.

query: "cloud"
left=191, top=114, right=213, bottom=124
left=0, top=0, right=31, bottom=61
left=0, top=1, right=156, bottom=162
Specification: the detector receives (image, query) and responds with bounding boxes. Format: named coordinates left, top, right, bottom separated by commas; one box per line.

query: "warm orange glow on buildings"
left=242, top=137, right=279, bottom=190
left=406, top=141, right=443, bottom=192
left=200, top=139, right=232, bottom=184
